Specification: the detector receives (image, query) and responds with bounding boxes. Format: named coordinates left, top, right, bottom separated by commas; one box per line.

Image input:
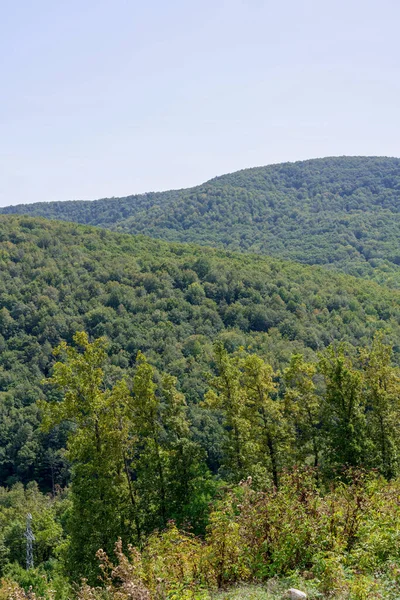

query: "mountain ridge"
left=2, top=156, right=400, bottom=286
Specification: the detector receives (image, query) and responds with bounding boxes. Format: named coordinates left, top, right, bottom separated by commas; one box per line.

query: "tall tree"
left=130, top=352, right=169, bottom=530
left=360, top=333, right=400, bottom=479
left=240, top=353, right=288, bottom=488
left=41, top=332, right=133, bottom=581
left=318, top=346, right=367, bottom=472
left=160, top=373, right=211, bottom=528
left=127, top=352, right=211, bottom=534
left=204, top=343, right=252, bottom=482
left=284, top=354, right=321, bottom=470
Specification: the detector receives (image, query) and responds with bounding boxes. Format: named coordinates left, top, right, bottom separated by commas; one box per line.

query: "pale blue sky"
left=1, top=0, right=399, bottom=206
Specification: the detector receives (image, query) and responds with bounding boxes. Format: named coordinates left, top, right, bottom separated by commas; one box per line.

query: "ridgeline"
left=2, top=156, right=400, bottom=286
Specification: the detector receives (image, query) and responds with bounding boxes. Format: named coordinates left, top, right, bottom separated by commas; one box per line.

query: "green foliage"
left=2, top=472, right=400, bottom=598
left=41, top=334, right=212, bottom=582
left=204, top=346, right=289, bottom=487
left=284, top=355, right=321, bottom=468
left=41, top=332, right=136, bottom=580
left=3, top=157, right=400, bottom=287
left=202, top=470, right=400, bottom=597
left=240, top=353, right=289, bottom=488
left=2, top=564, right=51, bottom=599
left=3, top=323, right=400, bottom=591
left=318, top=346, right=368, bottom=470
left=0, top=481, right=67, bottom=577
left=143, top=524, right=207, bottom=598
left=4, top=332, right=393, bottom=591
left=204, top=344, right=253, bottom=481
left=1, top=200, right=400, bottom=597
left=359, top=333, right=400, bottom=479
left=2, top=215, right=400, bottom=488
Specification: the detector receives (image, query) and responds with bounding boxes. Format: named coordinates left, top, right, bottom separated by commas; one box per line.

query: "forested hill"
left=2, top=156, right=400, bottom=286
left=1, top=214, right=400, bottom=488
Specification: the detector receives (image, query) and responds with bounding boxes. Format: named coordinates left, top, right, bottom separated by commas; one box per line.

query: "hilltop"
left=2, top=156, right=400, bottom=286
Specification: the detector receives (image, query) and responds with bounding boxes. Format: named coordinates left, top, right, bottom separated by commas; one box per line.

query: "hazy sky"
left=1, top=0, right=399, bottom=206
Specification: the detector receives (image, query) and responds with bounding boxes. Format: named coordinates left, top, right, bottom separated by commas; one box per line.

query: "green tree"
left=0, top=481, right=65, bottom=575
left=284, top=354, right=321, bottom=469
left=130, top=352, right=169, bottom=530
left=160, top=373, right=212, bottom=529
left=204, top=343, right=252, bottom=481
left=360, top=333, right=400, bottom=479
left=240, top=353, right=288, bottom=488
left=318, top=346, right=367, bottom=472
left=130, top=354, right=211, bottom=533
left=41, top=332, right=133, bottom=581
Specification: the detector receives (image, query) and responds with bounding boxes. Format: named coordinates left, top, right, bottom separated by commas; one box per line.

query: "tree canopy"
left=1, top=215, right=400, bottom=488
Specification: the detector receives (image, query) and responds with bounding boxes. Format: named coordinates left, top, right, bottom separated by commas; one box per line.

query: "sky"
left=1, top=0, right=399, bottom=206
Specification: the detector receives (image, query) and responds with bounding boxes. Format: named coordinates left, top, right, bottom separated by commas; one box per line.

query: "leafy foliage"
left=0, top=481, right=67, bottom=577
left=3, top=471, right=400, bottom=599
left=1, top=216, right=400, bottom=488
left=1, top=209, right=400, bottom=597
left=27, top=334, right=400, bottom=589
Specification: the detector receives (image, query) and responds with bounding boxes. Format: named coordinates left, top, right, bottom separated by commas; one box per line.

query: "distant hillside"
left=2, top=215, right=400, bottom=487
left=2, top=156, right=400, bottom=286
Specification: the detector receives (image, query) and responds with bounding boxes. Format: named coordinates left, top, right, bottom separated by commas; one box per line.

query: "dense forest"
left=1, top=214, right=400, bottom=598
left=2, top=153, right=400, bottom=600
left=2, top=156, right=400, bottom=287
left=1, top=215, right=400, bottom=488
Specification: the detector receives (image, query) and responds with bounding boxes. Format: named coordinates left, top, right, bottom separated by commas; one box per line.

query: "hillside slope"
left=1, top=215, right=400, bottom=487
left=2, top=156, right=400, bottom=286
